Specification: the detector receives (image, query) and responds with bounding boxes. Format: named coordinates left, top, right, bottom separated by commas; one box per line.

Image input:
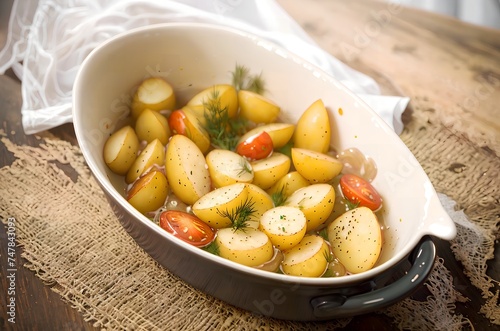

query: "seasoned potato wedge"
left=327, top=207, right=382, bottom=274
left=267, top=171, right=309, bottom=199
left=206, top=149, right=253, bottom=188
left=259, top=206, right=307, bottom=250
left=293, top=99, right=330, bottom=153
left=251, top=153, right=291, bottom=190
left=127, top=170, right=168, bottom=214
left=192, top=183, right=248, bottom=229
left=291, top=148, right=343, bottom=183
left=131, top=77, right=176, bottom=119
left=135, top=108, right=171, bottom=145
left=245, top=183, right=274, bottom=229
left=187, top=84, right=238, bottom=118
left=238, top=90, right=280, bottom=124
left=181, top=105, right=206, bottom=127
left=183, top=108, right=211, bottom=154
left=216, top=228, right=274, bottom=267
left=285, top=183, right=335, bottom=231
left=238, top=123, right=295, bottom=149
left=103, top=125, right=140, bottom=175
left=281, top=234, right=330, bottom=277
left=165, top=135, right=211, bottom=205
left=126, top=138, right=165, bottom=184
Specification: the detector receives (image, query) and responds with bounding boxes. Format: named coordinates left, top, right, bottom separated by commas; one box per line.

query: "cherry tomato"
left=159, top=210, right=215, bottom=247
left=236, top=131, right=273, bottom=160
left=339, top=174, right=382, bottom=211
left=168, top=110, right=187, bottom=135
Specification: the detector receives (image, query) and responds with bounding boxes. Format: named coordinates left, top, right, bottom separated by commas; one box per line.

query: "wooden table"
left=1, top=0, right=498, bottom=330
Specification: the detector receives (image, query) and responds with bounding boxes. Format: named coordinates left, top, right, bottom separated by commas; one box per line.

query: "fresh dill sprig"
left=203, top=89, right=241, bottom=150
left=271, top=186, right=287, bottom=207
left=237, top=159, right=253, bottom=177
left=202, top=241, right=220, bottom=256
left=231, top=64, right=250, bottom=91
left=276, top=140, right=293, bottom=159
left=231, top=64, right=266, bottom=94
left=318, top=227, right=329, bottom=241
left=217, top=198, right=257, bottom=231
left=345, top=199, right=360, bottom=210
left=323, top=249, right=334, bottom=263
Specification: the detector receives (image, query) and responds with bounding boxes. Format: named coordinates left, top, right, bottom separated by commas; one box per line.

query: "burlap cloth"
left=1, top=106, right=499, bottom=330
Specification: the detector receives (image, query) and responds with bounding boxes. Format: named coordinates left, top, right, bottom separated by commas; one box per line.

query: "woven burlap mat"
left=1, top=111, right=499, bottom=330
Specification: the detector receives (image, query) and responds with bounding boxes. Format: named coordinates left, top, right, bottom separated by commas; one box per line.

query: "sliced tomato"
left=159, top=210, right=215, bottom=247
left=168, top=110, right=187, bottom=135
left=339, top=174, right=382, bottom=211
left=236, top=131, right=273, bottom=160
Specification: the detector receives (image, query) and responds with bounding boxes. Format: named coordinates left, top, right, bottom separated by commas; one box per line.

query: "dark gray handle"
left=311, top=236, right=436, bottom=319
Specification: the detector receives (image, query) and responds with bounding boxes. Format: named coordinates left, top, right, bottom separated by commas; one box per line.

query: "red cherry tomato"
left=159, top=210, right=215, bottom=247
left=236, top=131, right=273, bottom=160
left=339, top=174, right=382, bottom=211
left=168, top=110, right=187, bottom=135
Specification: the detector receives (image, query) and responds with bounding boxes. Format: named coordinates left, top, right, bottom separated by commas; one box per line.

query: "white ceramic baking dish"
left=73, top=22, right=456, bottom=320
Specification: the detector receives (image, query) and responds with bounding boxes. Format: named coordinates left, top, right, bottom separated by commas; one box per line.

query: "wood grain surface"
left=1, top=0, right=499, bottom=330
left=278, top=0, right=500, bottom=156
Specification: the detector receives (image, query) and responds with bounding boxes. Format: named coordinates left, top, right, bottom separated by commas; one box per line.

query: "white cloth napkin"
left=0, top=0, right=409, bottom=135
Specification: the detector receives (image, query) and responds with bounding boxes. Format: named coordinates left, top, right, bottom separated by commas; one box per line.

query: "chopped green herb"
left=217, top=197, right=257, bottom=231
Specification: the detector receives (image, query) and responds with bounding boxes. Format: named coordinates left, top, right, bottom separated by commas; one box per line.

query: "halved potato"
left=216, top=228, right=274, bottom=267
left=181, top=105, right=206, bottom=127
left=238, top=90, right=280, bottom=124
left=251, top=153, right=291, bottom=190
left=285, top=183, right=335, bottom=231
left=126, top=138, right=165, bottom=184
left=238, top=123, right=294, bottom=149
left=192, top=183, right=248, bottom=229
left=127, top=170, right=168, bottom=214
left=293, top=99, right=331, bottom=153
left=245, top=183, right=274, bottom=229
left=259, top=206, right=307, bottom=250
left=281, top=234, right=330, bottom=277
left=131, top=77, right=176, bottom=119
left=103, top=125, right=140, bottom=175
left=327, top=207, right=382, bottom=274
left=165, top=135, right=211, bottom=205
left=291, top=148, right=343, bottom=183
left=267, top=171, right=310, bottom=199
left=183, top=108, right=211, bottom=154
left=187, top=84, right=238, bottom=118
left=206, top=149, right=253, bottom=188
left=134, top=108, right=171, bottom=145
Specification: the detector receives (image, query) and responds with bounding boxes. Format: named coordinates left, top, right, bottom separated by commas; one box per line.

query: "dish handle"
left=311, top=236, right=436, bottom=319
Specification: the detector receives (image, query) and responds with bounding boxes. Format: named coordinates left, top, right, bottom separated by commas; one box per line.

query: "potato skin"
left=293, top=99, right=330, bottom=153
left=165, top=135, right=211, bottom=205
left=291, top=148, right=343, bottom=183
left=327, top=207, right=382, bottom=274
left=281, top=234, right=329, bottom=277
left=135, top=108, right=171, bottom=145
left=216, top=228, right=274, bottom=267
left=187, top=84, right=238, bottom=118
left=267, top=171, right=309, bottom=198
left=251, top=153, right=291, bottom=190
left=125, top=138, right=165, bottom=184
left=206, top=149, right=253, bottom=188
left=103, top=125, right=140, bottom=176
left=285, top=183, right=336, bottom=231
left=127, top=170, right=168, bottom=214
left=238, top=90, right=280, bottom=124
left=192, top=183, right=248, bottom=229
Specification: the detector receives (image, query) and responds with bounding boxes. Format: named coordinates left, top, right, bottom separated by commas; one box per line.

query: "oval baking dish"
left=73, top=23, right=456, bottom=321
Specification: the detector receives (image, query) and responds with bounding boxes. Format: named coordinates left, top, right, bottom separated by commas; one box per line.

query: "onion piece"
left=253, top=248, right=284, bottom=273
